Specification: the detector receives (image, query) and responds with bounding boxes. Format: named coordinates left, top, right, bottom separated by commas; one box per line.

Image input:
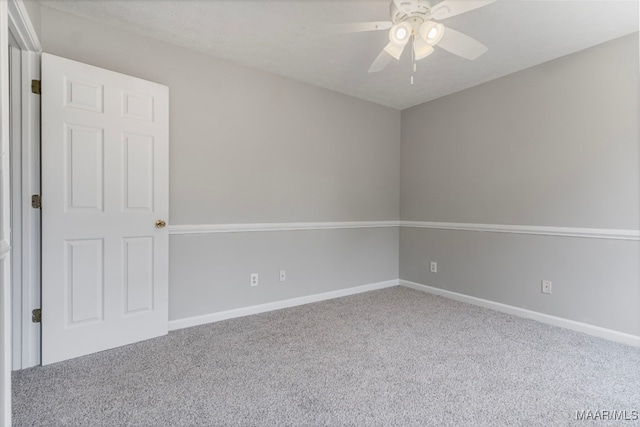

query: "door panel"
left=42, top=53, right=169, bottom=365
left=123, top=236, right=154, bottom=314
left=64, top=124, right=104, bottom=211
left=123, top=133, right=154, bottom=211
left=65, top=239, right=104, bottom=325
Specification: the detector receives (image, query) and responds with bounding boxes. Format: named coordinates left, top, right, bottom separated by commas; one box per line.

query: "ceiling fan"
left=337, top=0, right=495, bottom=74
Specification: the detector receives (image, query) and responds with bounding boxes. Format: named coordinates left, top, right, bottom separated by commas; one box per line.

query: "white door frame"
left=1, top=0, right=40, bottom=424
left=9, top=30, right=24, bottom=372
left=0, top=1, right=12, bottom=423
left=0, top=0, right=42, bottom=426
left=7, top=0, right=41, bottom=370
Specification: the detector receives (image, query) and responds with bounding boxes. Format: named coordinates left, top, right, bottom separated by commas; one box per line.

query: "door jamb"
left=7, top=0, right=41, bottom=370
left=1, top=3, right=12, bottom=424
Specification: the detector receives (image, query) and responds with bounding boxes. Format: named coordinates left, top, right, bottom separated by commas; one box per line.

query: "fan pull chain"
left=411, top=36, right=416, bottom=85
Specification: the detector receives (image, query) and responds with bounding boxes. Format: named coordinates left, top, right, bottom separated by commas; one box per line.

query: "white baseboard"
left=400, top=280, right=640, bottom=348
left=169, top=279, right=400, bottom=331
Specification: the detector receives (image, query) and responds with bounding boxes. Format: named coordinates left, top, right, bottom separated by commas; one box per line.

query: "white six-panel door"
left=41, top=54, right=169, bottom=365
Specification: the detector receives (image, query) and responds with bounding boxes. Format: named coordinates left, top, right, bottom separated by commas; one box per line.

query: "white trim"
left=169, top=279, right=399, bottom=331
left=1, top=0, right=13, bottom=423
left=169, top=220, right=640, bottom=241
left=400, top=221, right=640, bottom=241
left=7, top=0, right=42, bottom=53
left=7, top=0, right=41, bottom=372
left=399, top=280, right=640, bottom=348
left=9, top=42, right=22, bottom=371
left=168, top=221, right=400, bottom=235
left=7, top=0, right=41, bottom=52
left=18, top=51, right=40, bottom=369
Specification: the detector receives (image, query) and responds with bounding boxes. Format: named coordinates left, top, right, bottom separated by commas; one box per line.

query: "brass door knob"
left=155, top=219, right=167, bottom=228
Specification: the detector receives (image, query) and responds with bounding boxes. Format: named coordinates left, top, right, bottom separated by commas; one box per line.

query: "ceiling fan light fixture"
left=414, top=37, right=435, bottom=60
left=420, top=21, right=444, bottom=45
left=389, top=22, right=412, bottom=46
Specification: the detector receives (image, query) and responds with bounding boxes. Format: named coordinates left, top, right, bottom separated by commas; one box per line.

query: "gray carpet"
left=12, top=286, right=640, bottom=426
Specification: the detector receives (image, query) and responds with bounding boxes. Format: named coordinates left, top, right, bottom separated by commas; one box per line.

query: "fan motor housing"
left=390, top=0, right=435, bottom=33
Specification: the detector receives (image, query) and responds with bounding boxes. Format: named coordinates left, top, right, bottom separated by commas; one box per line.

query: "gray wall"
left=40, top=7, right=401, bottom=320
left=40, top=7, right=400, bottom=225
left=401, top=34, right=639, bottom=228
left=171, top=228, right=398, bottom=319
left=400, top=34, right=640, bottom=335
left=400, top=228, right=640, bottom=335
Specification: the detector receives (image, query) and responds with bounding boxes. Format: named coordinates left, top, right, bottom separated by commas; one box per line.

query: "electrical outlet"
left=279, top=270, right=286, bottom=282
left=541, top=280, right=552, bottom=294
left=430, top=261, right=438, bottom=273
left=250, top=273, right=259, bottom=287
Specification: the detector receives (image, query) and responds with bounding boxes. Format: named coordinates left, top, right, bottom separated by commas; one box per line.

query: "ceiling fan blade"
left=331, top=21, right=393, bottom=33
left=368, top=47, right=394, bottom=73
left=429, top=0, right=495, bottom=20
left=437, top=26, right=488, bottom=60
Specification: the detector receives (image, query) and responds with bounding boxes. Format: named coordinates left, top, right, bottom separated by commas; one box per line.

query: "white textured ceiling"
left=40, top=0, right=639, bottom=110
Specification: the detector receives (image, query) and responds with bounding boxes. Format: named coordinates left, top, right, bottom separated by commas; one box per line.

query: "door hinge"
left=31, top=80, right=41, bottom=95
left=32, top=309, right=41, bottom=323
left=31, top=194, right=41, bottom=209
